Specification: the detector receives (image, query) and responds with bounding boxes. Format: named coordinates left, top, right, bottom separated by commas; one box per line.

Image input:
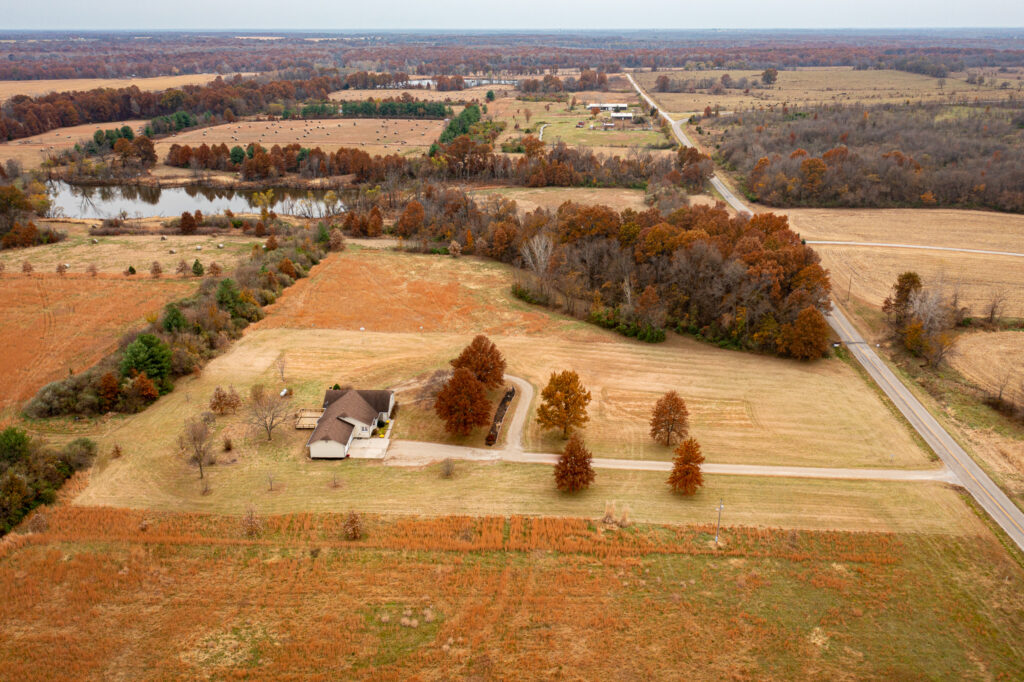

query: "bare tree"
left=520, top=232, right=555, bottom=297
left=275, top=353, right=287, bottom=383
left=248, top=384, right=289, bottom=441
left=985, top=288, right=1007, bottom=325
left=181, top=416, right=213, bottom=479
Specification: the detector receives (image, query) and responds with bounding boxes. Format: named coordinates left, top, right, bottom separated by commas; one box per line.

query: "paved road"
left=806, top=240, right=1024, bottom=258
left=628, top=72, right=1024, bottom=551
left=387, top=376, right=955, bottom=483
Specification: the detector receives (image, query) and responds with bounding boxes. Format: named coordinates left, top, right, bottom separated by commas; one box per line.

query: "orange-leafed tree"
left=778, top=306, right=830, bottom=360
left=554, top=432, right=595, bottom=492
left=450, top=335, right=507, bottom=389
left=434, top=368, right=492, bottom=436
left=536, top=370, right=591, bottom=438
left=667, top=437, right=704, bottom=495
left=395, top=200, right=425, bottom=237
left=97, top=371, right=121, bottom=410
left=649, top=391, right=689, bottom=447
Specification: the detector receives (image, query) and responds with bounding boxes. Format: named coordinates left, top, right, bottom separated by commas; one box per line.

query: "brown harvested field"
left=815, top=245, right=1024, bottom=317
left=469, top=186, right=648, bottom=213
left=3, top=506, right=1021, bottom=679
left=950, top=332, right=1024, bottom=406
left=152, top=118, right=445, bottom=159
left=0, top=222, right=260, bottom=275
left=0, top=73, right=245, bottom=102
left=0, top=119, right=149, bottom=169
left=635, top=66, right=1024, bottom=115
left=329, top=84, right=501, bottom=102
left=786, top=207, right=1024, bottom=253
left=0, top=274, right=194, bottom=410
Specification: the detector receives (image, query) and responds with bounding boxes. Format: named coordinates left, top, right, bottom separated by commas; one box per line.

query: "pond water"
left=47, top=181, right=345, bottom=219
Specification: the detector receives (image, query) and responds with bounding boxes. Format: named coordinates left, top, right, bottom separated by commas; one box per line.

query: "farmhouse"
left=306, top=388, right=395, bottom=459
left=586, top=102, right=629, bottom=111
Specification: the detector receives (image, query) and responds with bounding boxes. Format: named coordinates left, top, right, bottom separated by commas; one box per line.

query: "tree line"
left=716, top=101, right=1024, bottom=212
left=390, top=185, right=832, bottom=359
left=25, top=221, right=341, bottom=418
left=0, top=71, right=344, bottom=142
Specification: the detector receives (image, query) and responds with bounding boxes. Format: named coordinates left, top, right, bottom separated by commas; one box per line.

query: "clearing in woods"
left=0, top=119, right=150, bottom=169
left=152, top=118, right=446, bottom=161
left=1, top=505, right=1022, bottom=679
left=0, top=275, right=195, bottom=411
left=0, top=222, right=260, bottom=275
left=634, top=66, right=1024, bottom=115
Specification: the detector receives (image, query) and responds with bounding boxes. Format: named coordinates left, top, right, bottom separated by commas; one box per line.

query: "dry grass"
left=635, top=66, right=1024, bottom=115
left=0, top=119, right=149, bottom=169
left=2, top=507, right=1022, bottom=679
left=950, top=332, right=1024, bottom=406
left=786, top=207, right=1024, bottom=253
left=0, top=221, right=259, bottom=275
left=152, top=118, right=446, bottom=160
left=817, top=245, right=1024, bottom=317
left=0, top=73, right=242, bottom=102
left=468, top=186, right=648, bottom=213
left=0, top=274, right=194, bottom=410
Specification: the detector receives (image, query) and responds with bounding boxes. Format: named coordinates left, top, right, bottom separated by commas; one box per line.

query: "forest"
left=3, top=32, right=1024, bottom=80
left=715, top=101, right=1024, bottom=212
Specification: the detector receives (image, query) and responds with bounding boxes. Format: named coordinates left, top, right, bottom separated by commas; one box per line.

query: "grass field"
left=152, top=118, right=445, bottom=160
left=43, top=246, right=948, bottom=526
left=469, top=186, right=649, bottom=213
left=950, top=332, right=1024, bottom=406
left=817, top=246, right=1024, bottom=317
left=0, top=274, right=194, bottom=411
left=786, top=207, right=1024, bottom=253
left=0, top=222, right=259, bottom=275
left=0, top=119, right=150, bottom=169
left=635, top=66, right=1024, bottom=115
left=1, top=503, right=1021, bottom=679
left=0, top=73, right=245, bottom=102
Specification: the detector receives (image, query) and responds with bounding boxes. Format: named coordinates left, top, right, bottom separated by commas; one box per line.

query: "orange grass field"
left=0, top=274, right=194, bottom=410
left=1, top=503, right=1023, bottom=679
left=0, top=73, right=244, bottom=102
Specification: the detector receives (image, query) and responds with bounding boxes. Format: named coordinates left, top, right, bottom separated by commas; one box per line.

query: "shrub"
left=343, top=511, right=363, bottom=540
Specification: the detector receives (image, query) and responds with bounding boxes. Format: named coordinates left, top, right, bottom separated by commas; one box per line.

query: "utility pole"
left=715, top=499, right=724, bottom=545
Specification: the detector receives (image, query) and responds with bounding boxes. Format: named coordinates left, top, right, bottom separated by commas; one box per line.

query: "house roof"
left=310, top=389, right=394, bottom=446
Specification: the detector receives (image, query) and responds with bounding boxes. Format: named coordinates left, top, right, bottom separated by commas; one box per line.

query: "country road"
left=627, top=72, right=1024, bottom=551
left=387, top=376, right=955, bottom=483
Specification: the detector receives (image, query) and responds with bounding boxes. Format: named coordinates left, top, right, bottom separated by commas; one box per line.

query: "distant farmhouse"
left=586, top=102, right=629, bottom=111
left=306, top=389, right=395, bottom=459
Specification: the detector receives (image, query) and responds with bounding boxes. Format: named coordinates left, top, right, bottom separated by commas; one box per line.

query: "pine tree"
left=434, top=368, right=492, bottom=436
left=667, top=438, right=705, bottom=495
left=649, top=391, right=689, bottom=447
left=554, top=432, right=595, bottom=492
left=536, top=370, right=591, bottom=438
left=450, top=335, right=507, bottom=388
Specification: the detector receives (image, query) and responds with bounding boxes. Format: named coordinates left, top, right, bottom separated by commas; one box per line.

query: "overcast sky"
left=4, top=0, right=1024, bottom=31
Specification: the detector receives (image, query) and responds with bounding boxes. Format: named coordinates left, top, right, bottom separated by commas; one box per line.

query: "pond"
left=47, top=181, right=346, bottom=220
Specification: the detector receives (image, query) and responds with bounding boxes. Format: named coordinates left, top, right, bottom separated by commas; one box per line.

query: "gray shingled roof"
left=310, top=389, right=393, bottom=446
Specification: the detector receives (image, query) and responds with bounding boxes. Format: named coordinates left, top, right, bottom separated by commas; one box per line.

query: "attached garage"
left=306, top=388, right=395, bottom=459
